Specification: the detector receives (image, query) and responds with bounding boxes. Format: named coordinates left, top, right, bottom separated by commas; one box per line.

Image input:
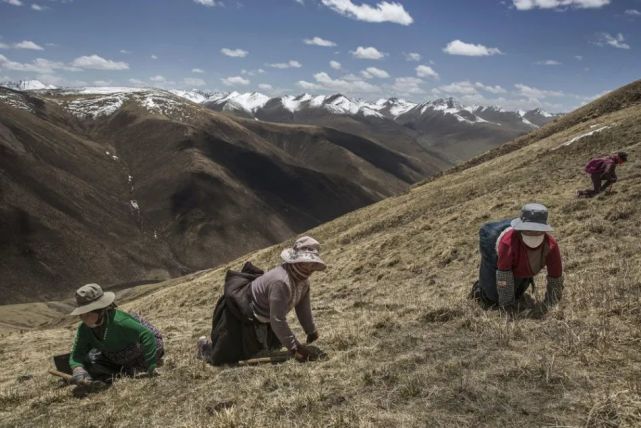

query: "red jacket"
left=497, top=228, right=563, bottom=278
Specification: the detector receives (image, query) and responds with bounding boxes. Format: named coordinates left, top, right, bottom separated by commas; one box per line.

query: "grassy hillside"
left=1, top=81, right=640, bottom=427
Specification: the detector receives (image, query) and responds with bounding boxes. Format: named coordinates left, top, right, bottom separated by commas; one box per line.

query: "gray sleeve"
left=496, top=270, right=515, bottom=307
left=295, top=286, right=316, bottom=336
left=544, top=275, right=564, bottom=306
left=268, top=281, right=298, bottom=351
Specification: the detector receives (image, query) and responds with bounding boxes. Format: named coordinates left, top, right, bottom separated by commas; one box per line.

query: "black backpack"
left=223, top=261, right=264, bottom=324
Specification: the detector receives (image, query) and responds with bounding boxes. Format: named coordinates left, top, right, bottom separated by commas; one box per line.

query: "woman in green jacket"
left=66, top=283, right=164, bottom=384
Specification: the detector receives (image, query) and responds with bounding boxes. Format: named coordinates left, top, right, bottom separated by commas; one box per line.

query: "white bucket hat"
left=280, top=236, right=326, bottom=271
left=511, top=203, right=554, bottom=233
left=69, top=283, right=115, bottom=316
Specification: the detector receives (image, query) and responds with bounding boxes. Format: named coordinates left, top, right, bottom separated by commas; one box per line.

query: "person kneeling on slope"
left=198, top=236, right=325, bottom=365
left=58, top=283, right=164, bottom=385
left=577, top=151, right=628, bottom=198
left=470, top=203, right=564, bottom=310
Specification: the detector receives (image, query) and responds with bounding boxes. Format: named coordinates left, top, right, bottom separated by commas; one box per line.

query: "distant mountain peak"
left=1, top=79, right=57, bottom=91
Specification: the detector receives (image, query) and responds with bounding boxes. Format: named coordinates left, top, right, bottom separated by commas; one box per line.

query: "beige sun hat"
left=69, top=283, right=115, bottom=316
left=280, top=236, right=326, bottom=271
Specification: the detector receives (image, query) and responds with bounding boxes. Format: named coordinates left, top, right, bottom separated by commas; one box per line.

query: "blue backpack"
left=479, top=219, right=512, bottom=267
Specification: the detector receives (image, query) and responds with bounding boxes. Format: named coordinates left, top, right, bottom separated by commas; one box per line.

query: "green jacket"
left=69, top=309, right=158, bottom=371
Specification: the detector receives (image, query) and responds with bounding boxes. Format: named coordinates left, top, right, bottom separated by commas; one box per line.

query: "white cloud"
left=443, top=40, right=502, bottom=56
left=268, top=60, right=302, bottom=69
left=404, top=52, right=421, bottom=61
left=625, top=9, right=641, bottom=16
left=128, top=78, right=145, bottom=86
left=71, top=54, right=129, bottom=70
left=221, top=48, right=248, bottom=58
left=31, top=4, right=45, bottom=11
left=475, top=82, right=507, bottom=94
left=330, top=60, right=341, bottom=70
left=93, top=80, right=112, bottom=86
left=192, top=68, right=204, bottom=73
left=515, top=83, right=564, bottom=100
left=320, top=0, right=413, bottom=25
left=361, top=67, right=389, bottom=79
left=0, top=43, right=9, bottom=49
left=297, top=71, right=380, bottom=93
left=294, top=0, right=304, bottom=4
left=150, top=75, right=166, bottom=82
left=193, top=0, right=220, bottom=6
left=596, top=33, right=630, bottom=50
left=304, top=36, right=337, bottom=47
left=258, top=68, right=265, bottom=73
left=0, top=54, right=78, bottom=73
left=14, top=41, right=44, bottom=50
left=535, top=59, right=562, bottom=65
left=438, top=81, right=478, bottom=95
left=258, top=83, right=273, bottom=90
left=151, top=54, right=158, bottom=60
left=222, top=75, right=250, bottom=86
left=351, top=46, right=385, bottom=60
left=513, top=0, right=610, bottom=10
left=184, top=77, right=206, bottom=86
left=392, top=76, right=424, bottom=94
left=415, top=64, right=438, bottom=79
left=575, top=55, right=583, bottom=60
left=120, top=49, right=131, bottom=54
left=2, top=0, right=23, bottom=6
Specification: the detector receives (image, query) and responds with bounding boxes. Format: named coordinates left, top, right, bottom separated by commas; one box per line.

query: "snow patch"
left=66, top=94, right=127, bottom=118
left=521, top=117, right=539, bottom=128
left=0, top=91, right=34, bottom=112
left=169, top=90, right=207, bottom=104
left=559, top=125, right=610, bottom=148
left=130, top=200, right=140, bottom=210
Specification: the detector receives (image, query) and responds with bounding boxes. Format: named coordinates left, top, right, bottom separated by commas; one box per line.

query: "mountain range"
left=0, top=81, right=559, bottom=303
left=0, top=84, right=443, bottom=303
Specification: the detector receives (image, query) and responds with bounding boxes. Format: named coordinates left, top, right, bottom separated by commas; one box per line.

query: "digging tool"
left=237, top=346, right=328, bottom=366
left=49, top=369, right=74, bottom=383
left=237, top=354, right=292, bottom=366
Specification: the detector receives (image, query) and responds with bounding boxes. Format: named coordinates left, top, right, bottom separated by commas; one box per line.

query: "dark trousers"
left=477, top=257, right=532, bottom=305
left=579, top=172, right=617, bottom=197
left=209, top=296, right=281, bottom=366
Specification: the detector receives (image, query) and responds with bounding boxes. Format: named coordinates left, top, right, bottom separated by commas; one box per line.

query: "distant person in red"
left=577, top=152, right=628, bottom=198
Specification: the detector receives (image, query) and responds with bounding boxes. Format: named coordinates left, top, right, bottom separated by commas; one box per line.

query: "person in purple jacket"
left=577, top=151, right=628, bottom=198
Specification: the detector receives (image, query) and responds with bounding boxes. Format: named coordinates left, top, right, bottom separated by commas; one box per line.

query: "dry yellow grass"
left=1, top=86, right=641, bottom=427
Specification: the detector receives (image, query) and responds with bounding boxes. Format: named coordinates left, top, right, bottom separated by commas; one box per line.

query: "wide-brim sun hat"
left=280, top=236, right=326, bottom=271
left=69, top=283, right=115, bottom=316
left=511, top=203, right=554, bottom=232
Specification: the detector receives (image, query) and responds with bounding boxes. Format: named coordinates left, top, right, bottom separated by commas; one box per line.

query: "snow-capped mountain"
left=0, top=79, right=57, bottom=90
left=189, top=90, right=559, bottom=130
left=0, top=84, right=561, bottom=166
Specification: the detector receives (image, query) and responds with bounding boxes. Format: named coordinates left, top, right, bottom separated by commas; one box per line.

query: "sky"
left=1, top=0, right=640, bottom=112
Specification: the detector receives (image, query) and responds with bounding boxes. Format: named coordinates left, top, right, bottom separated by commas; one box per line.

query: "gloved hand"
left=544, top=276, right=564, bottom=307
left=291, top=344, right=312, bottom=362
left=306, top=331, right=319, bottom=344
left=496, top=270, right=516, bottom=308
left=71, top=367, right=92, bottom=385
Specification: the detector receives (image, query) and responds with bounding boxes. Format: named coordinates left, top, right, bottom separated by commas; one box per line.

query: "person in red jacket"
left=577, top=151, right=628, bottom=198
left=472, top=203, right=564, bottom=309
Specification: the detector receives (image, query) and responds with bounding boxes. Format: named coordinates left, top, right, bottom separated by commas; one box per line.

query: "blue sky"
left=1, top=0, right=640, bottom=111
